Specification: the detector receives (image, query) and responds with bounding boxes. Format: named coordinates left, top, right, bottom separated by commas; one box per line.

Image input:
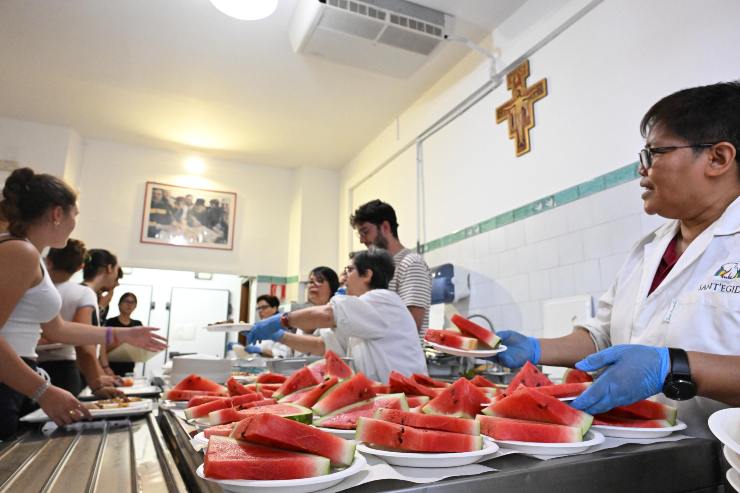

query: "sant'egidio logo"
left=715, top=262, right=740, bottom=280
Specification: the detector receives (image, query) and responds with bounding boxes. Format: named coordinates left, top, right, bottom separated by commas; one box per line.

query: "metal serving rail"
left=0, top=413, right=187, bottom=493
left=158, top=406, right=725, bottom=493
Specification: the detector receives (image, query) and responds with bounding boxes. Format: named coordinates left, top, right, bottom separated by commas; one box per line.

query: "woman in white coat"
left=248, top=248, right=428, bottom=382
left=491, top=81, right=740, bottom=437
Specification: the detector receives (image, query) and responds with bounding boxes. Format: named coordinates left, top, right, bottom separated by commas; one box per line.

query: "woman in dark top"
left=105, top=293, right=143, bottom=376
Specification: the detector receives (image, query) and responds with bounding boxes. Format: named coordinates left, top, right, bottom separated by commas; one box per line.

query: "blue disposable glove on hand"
left=571, top=344, right=670, bottom=416
left=247, top=314, right=286, bottom=345
left=246, top=344, right=262, bottom=354
left=489, top=330, right=541, bottom=368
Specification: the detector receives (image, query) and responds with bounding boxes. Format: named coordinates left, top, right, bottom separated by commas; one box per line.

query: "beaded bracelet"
left=30, top=380, right=50, bottom=402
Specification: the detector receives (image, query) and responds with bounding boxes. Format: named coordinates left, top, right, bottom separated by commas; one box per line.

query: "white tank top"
left=0, top=236, right=62, bottom=359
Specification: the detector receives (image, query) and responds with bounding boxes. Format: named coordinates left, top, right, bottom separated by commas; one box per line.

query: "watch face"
left=664, top=379, right=697, bottom=401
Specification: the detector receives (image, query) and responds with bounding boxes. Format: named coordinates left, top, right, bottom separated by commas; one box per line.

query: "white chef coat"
left=579, top=196, right=740, bottom=437
left=324, top=289, right=428, bottom=383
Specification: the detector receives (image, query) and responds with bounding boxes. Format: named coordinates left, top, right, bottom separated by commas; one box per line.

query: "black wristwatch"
left=662, top=347, right=697, bottom=400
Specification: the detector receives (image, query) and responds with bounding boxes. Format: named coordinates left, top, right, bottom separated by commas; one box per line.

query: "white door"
left=166, top=287, right=229, bottom=358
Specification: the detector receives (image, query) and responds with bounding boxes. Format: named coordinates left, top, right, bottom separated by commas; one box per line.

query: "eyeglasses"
left=308, top=277, right=326, bottom=286
left=120, top=300, right=136, bottom=305
left=638, top=143, right=717, bottom=171
left=256, top=305, right=271, bottom=311
left=344, top=265, right=356, bottom=274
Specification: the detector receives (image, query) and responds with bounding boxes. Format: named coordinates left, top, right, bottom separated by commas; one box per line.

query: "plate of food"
left=492, top=429, right=604, bottom=455
left=356, top=437, right=498, bottom=468
left=427, top=342, right=507, bottom=358
left=196, top=452, right=366, bottom=493
left=21, top=397, right=153, bottom=423
left=192, top=431, right=209, bottom=449
left=591, top=420, right=686, bottom=439
left=206, top=322, right=253, bottom=333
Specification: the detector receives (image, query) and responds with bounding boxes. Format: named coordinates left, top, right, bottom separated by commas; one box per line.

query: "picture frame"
left=140, top=181, right=236, bottom=250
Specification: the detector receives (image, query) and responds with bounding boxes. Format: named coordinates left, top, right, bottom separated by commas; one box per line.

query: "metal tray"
left=266, top=356, right=354, bottom=375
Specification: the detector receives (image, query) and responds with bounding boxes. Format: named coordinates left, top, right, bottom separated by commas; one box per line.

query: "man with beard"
left=350, top=200, right=431, bottom=333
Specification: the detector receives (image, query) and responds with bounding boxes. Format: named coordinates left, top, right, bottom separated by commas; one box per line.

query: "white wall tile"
left=498, top=274, right=530, bottom=303
left=498, top=303, right=523, bottom=330
left=472, top=233, right=490, bottom=259
left=564, top=199, right=596, bottom=233
left=548, top=265, right=576, bottom=298
left=515, top=244, right=538, bottom=272
left=557, top=231, right=585, bottom=266
left=640, top=211, right=669, bottom=236
left=591, top=182, right=644, bottom=225
left=534, top=239, right=560, bottom=270
left=489, top=228, right=507, bottom=254
left=498, top=249, right=520, bottom=278
left=524, top=208, right=567, bottom=243
left=528, top=270, right=552, bottom=301
left=599, top=253, right=628, bottom=291
left=573, top=259, right=602, bottom=294
left=504, top=221, right=526, bottom=250
left=520, top=301, right=543, bottom=337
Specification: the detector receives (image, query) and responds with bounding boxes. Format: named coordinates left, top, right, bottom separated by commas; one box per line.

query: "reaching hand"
left=93, top=386, right=124, bottom=399
left=37, top=385, right=92, bottom=427
left=571, top=344, right=670, bottom=415
left=117, top=326, right=168, bottom=352
left=489, top=330, right=541, bottom=368
left=247, top=314, right=285, bottom=345
left=246, top=345, right=263, bottom=354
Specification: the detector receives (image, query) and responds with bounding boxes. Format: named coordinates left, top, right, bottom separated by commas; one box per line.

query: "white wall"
left=0, top=116, right=74, bottom=176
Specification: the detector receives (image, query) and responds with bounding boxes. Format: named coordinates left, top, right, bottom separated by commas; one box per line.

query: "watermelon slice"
left=505, top=361, right=553, bottom=393
left=173, top=374, right=226, bottom=393
left=272, top=367, right=321, bottom=400
left=204, top=436, right=330, bottom=480
left=312, top=372, right=376, bottom=416
left=375, top=408, right=480, bottom=435
left=424, top=329, right=479, bottom=350
left=314, top=394, right=408, bottom=430
left=210, top=402, right=311, bottom=425
left=355, top=417, right=482, bottom=453
left=184, top=398, right=230, bottom=420
left=232, top=413, right=356, bottom=467
left=238, top=398, right=277, bottom=409
left=203, top=423, right=235, bottom=438
left=371, top=384, right=390, bottom=394
left=483, top=386, right=593, bottom=435
left=563, top=368, right=594, bottom=384
left=532, top=382, right=591, bottom=399
left=256, top=372, right=287, bottom=384
left=406, top=395, right=430, bottom=407
left=477, top=415, right=583, bottom=443
left=470, top=375, right=496, bottom=388
left=280, top=376, right=339, bottom=408
left=165, top=389, right=224, bottom=401
left=593, top=415, right=672, bottom=428
left=186, top=395, right=227, bottom=408
left=421, top=377, right=489, bottom=419
left=226, top=377, right=252, bottom=396
left=450, top=314, right=501, bottom=349
left=411, top=373, right=449, bottom=388
left=601, top=400, right=677, bottom=425
left=388, top=371, right=437, bottom=398
left=230, top=392, right=266, bottom=407
left=324, top=350, right=354, bottom=379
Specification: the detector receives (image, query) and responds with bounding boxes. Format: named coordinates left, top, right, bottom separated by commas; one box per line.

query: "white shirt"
left=579, top=196, right=740, bottom=437
left=325, top=289, right=428, bottom=382
left=37, top=281, right=98, bottom=362
left=0, top=257, right=62, bottom=359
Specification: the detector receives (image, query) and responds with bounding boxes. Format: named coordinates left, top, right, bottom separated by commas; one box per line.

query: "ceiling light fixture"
left=209, top=0, right=278, bottom=21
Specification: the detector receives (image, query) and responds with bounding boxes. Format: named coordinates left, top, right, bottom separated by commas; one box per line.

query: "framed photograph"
left=140, top=182, right=236, bottom=250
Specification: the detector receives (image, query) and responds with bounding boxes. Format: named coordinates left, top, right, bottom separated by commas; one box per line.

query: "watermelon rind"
left=355, top=417, right=483, bottom=453
left=424, top=329, right=479, bottom=350
left=450, top=314, right=501, bottom=349
left=476, top=415, right=583, bottom=443
left=272, top=367, right=320, bottom=400
left=314, top=393, right=408, bottom=428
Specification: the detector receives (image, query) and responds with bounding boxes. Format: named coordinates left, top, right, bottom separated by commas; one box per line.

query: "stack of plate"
left=708, top=408, right=740, bottom=491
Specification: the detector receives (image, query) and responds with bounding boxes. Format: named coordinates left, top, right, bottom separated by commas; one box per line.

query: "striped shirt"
left=389, top=248, right=432, bottom=333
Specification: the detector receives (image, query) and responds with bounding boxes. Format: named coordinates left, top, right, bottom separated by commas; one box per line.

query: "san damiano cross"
left=495, top=60, right=548, bottom=157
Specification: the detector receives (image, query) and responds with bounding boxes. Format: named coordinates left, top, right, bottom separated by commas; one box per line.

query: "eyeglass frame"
left=256, top=304, right=272, bottom=311
left=638, top=143, right=717, bottom=171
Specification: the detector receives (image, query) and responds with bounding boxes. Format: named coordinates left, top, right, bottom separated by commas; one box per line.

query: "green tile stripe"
left=420, top=161, right=640, bottom=254
left=256, top=275, right=300, bottom=284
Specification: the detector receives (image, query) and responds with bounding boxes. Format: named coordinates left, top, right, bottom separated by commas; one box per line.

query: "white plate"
left=493, top=429, right=604, bottom=456
left=21, top=399, right=153, bottom=423
left=315, top=427, right=356, bottom=439
left=206, top=322, right=253, bottom=333
left=591, top=420, right=686, bottom=439
left=727, top=467, right=740, bottom=493
left=356, top=437, right=498, bottom=468
left=709, top=408, right=740, bottom=456
left=79, top=385, right=161, bottom=398
left=725, top=444, right=740, bottom=472
left=192, top=431, right=209, bottom=448
left=36, top=343, right=65, bottom=351
left=190, top=417, right=213, bottom=430
left=427, top=342, right=507, bottom=358
left=196, top=452, right=366, bottom=493
left=161, top=400, right=188, bottom=410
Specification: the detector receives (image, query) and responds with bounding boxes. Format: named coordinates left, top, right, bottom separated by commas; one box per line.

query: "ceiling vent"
left=289, top=0, right=451, bottom=78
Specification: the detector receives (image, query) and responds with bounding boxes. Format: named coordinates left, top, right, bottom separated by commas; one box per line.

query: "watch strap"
left=667, top=347, right=692, bottom=381
left=280, top=312, right=292, bottom=329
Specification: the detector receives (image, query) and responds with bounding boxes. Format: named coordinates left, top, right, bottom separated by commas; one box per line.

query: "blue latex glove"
left=571, top=344, right=670, bottom=415
left=335, top=287, right=347, bottom=295
left=246, top=344, right=262, bottom=354
left=489, top=330, right=541, bottom=368
left=247, top=314, right=285, bottom=345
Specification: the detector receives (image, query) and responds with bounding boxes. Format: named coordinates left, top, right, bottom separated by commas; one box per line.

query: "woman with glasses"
left=105, top=292, right=143, bottom=376
left=247, top=249, right=427, bottom=382
left=488, top=82, right=740, bottom=437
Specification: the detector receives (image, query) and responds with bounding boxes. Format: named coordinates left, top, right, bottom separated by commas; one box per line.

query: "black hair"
left=256, top=294, right=280, bottom=308
left=0, top=167, right=77, bottom=237
left=83, top=249, right=118, bottom=281
left=640, top=81, right=740, bottom=173
left=349, top=199, right=399, bottom=238
left=309, top=266, right=340, bottom=296
left=47, top=238, right=87, bottom=274
left=117, top=267, right=123, bottom=279
left=352, top=248, right=395, bottom=290
left=119, top=292, right=137, bottom=304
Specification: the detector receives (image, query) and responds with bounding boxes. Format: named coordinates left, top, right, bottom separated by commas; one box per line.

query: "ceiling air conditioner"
left=289, top=0, right=451, bottom=78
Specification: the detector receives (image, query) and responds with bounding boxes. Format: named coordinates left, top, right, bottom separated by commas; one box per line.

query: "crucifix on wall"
left=495, top=60, right=547, bottom=157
